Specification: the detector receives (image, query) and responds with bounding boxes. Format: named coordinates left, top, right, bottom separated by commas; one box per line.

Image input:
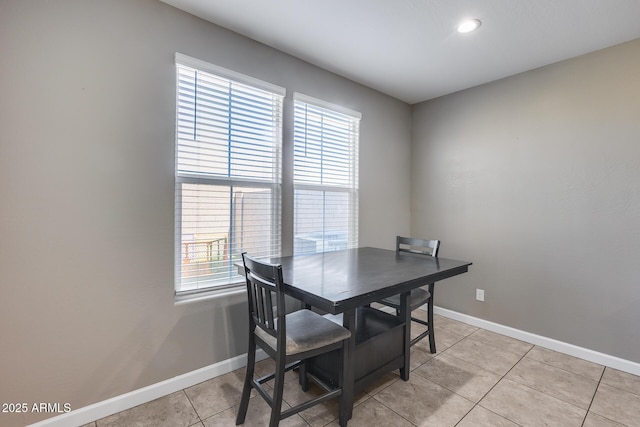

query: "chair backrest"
left=396, top=236, right=440, bottom=257
left=242, top=253, right=286, bottom=344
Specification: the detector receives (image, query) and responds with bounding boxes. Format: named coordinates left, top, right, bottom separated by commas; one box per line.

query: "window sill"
left=174, top=284, right=246, bottom=306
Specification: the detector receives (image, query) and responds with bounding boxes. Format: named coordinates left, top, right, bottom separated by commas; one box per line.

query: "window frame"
left=174, top=53, right=285, bottom=299
left=292, top=92, right=361, bottom=255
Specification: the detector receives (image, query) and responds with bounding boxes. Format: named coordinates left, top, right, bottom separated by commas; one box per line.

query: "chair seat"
left=255, top=309, right=351, bottom=355
left=380, top=287, right=431, bottom=310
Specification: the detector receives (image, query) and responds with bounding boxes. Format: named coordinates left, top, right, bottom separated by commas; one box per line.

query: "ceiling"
left=160, top=0, right=640, bottom=104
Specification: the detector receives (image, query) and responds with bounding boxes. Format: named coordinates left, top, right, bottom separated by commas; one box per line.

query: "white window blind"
left=293, top=93, right=360, bottom=255
left=175, top=54, right=284, bottom=295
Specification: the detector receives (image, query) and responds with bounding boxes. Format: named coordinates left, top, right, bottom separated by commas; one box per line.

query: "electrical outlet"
left=476, top=289, right=485, bottom=302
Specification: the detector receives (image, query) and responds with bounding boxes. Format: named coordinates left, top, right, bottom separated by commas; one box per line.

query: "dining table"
left=265, top=246, right=472, bottom=420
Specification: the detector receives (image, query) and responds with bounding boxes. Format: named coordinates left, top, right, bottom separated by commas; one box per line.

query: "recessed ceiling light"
left=457, top=19, right=481, bottom=33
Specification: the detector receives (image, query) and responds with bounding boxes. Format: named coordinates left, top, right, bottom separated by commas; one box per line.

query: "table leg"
left=341, top=308, right=356, bottom=420
left=399, top=291, right=411, bottom=380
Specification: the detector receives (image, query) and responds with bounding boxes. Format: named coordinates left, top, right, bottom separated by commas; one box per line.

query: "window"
left=293, top=93, right=361, bottom=255
left=175, top=53, right=284, bottom=295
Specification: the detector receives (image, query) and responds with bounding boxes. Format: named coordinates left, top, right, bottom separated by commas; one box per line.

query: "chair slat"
left=265, top=286, right=274, bottom=329
left=396, top=235, right=440, bottom=256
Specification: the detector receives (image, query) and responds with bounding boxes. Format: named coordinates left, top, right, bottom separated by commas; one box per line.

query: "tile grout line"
left=524, top=350, right=606, bottom=383
left=503, top=348, right=608, bottom=415
left=361, top=319, right=460, bottom=427
left=373, top=324, right=499, bottom=427
left=181, top=389, right=204, bottom=426
left=410, top=320, right=493, bottom=426
left=592, top=369, right=640, bottom=399
left=579, top=367, right=607, bottom=427
left=367, top=391, right=420, bottom=427
left=467, top=343, right=535, bottom=426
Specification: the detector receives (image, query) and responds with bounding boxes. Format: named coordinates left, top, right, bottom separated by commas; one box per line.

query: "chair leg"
left=399, top=293, right=411, bottom=381
left=338, top=344, right=349, bottom=427
left=236, top=337, right=256, bottom=425
left=298, top=360, right=309, bottom=391
left=269, top=356, right=286, bottom=427
left=427, top=286, right=436, bottom=354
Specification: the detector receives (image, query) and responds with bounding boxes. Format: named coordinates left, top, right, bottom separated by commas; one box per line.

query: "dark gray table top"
left=268, top=247, right=472, bottom=314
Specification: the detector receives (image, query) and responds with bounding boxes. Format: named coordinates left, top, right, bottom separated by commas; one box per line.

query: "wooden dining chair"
left=237, top=253, right=352, bottom=427
left=378, top=236, right=441, bottom=353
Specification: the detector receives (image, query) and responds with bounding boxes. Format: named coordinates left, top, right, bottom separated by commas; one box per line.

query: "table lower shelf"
left=309, top=306, right=405, bottom=392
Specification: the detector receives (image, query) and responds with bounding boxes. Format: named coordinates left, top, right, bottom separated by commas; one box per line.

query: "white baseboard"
left=433, top=306, right=640, bottom=376
left=29, top=308, right=640, bottom=427
left=27, top=350, right=267, bottom=427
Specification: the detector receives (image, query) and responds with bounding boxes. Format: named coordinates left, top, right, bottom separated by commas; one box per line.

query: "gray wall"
left=0, top=1, right=411, bottom=425
left=411, top=38, right=640, bottom=363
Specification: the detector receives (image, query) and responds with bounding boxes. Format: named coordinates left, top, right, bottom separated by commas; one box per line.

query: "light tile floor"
left=84, top=312, right=640, bottom=427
